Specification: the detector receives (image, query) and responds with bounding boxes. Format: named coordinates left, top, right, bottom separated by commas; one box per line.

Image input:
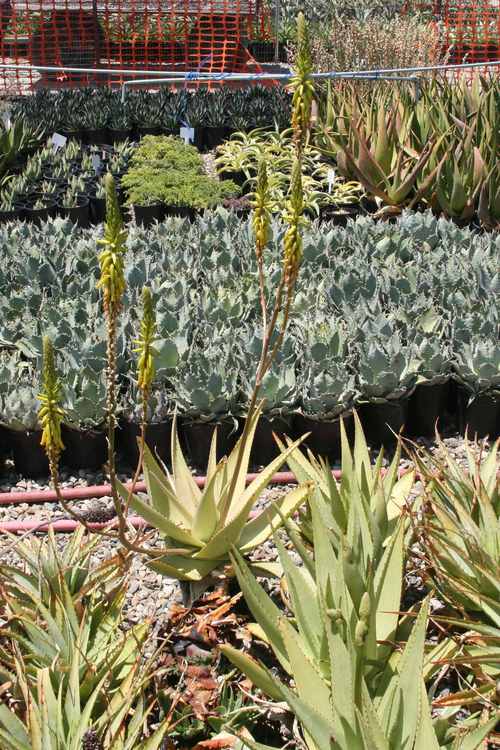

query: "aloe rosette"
left=117, top=403, right=312, bottom=581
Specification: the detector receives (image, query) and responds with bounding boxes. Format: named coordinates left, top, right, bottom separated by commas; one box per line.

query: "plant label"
left=52, top=133, right=67, bottom=150
left=327, top=169, right=336, bottom=194
left=180, top=127, right=195, bottom=145
left=91, top=154, right=102, bottom=174
left=1, top=108, right=11, bottom=130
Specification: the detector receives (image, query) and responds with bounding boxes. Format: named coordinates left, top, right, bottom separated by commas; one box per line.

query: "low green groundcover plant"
left=122, top=135, right=239, bottom=209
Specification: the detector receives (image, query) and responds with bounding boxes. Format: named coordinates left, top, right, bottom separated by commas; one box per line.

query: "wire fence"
left=0, top=0, right=498, bottom=94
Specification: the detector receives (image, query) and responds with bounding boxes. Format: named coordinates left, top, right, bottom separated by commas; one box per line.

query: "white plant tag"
left=1, top=108, right=11, bottom=130
left=91, top=153, right=102, bottom=174
left=180, top=126, right=195, bottom=145
left=327, top=168, right=336, bottom=194
left=52, top=132, right=67, bottom=150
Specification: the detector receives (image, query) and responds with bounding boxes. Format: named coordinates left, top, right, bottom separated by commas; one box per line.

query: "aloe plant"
left=118, top=403, right=312, bottom=582
left=222, top=508, right=496, bottom=749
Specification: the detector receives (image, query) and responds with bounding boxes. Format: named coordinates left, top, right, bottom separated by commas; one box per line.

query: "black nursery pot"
left=457, top=388, right=499, bottom=440
left=119, top=419, right=173, bottom=469
left=136, top=126, right=162, bottom=138
left=25, top=202, right=58, bottom=225
left=107, top=128, right=132, bottom=145
left=294, top=412, right=353, bottom=462
left=58, top=198, right=91, bottom=228
left=220, top=169, right=247, bottom=188
left=133, top=203, right=165, bottom=227
left=90, top=195, right=106, bottom=224
left=319, top=204, right=359, bottom=227
left=61, top=424, right=107, bottom=471
left=0, top=206, right=23, bottom=223
left=164, top=205, right=195, bottom=220
left=359, top=400, right=408, bottom=447
left=204, top=126, right=232, bottom=151
left=83, top=128, right=109, bottom=146
left=407, top=381, right=450, bottom=437
left=181, top=419, right=238, bottom=469
left=10, top=429, right=49, bottom=478
left=0, top=424, right=10, bottom=462
left=250, top=415, right=293, bottom=466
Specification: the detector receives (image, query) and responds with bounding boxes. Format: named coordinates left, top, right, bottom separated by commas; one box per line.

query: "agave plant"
left=414, top=438, right=500, bottom=709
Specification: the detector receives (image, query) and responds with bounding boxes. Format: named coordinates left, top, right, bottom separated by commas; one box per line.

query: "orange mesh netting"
left=0, top=0, right=272, bottom=92
left=404, top=1, right=500, bottom=71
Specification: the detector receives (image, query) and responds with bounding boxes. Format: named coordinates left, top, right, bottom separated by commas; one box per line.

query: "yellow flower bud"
left=38, top=336, right=65, bottom=461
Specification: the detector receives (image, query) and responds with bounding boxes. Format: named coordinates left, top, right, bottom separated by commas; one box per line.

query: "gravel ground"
left=0, top=431, right=496, bottom=626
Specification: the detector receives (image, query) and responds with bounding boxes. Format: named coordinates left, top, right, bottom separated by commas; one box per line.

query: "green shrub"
left=122, top=135, right=240, bottom=209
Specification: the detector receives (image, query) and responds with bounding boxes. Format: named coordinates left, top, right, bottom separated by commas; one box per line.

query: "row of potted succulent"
left=0, top=208, right=496, bottom=476
left=0, top=135, right=247, bottom=228
left=0, top=139, right=134, bottom=226
left=11, top=86, right=293, bottom=151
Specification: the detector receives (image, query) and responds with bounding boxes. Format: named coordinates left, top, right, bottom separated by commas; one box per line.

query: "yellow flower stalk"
left=134, top=286, right=157, bottom=396
left=97, top=174, right=127, bottom=317
left=252, top=159, right=272, bottom=262
left=283, top=157, right=306, bottom=294
left=290, top=11, right=314, bottom=151
left=38, top=336, right=65, bottom=463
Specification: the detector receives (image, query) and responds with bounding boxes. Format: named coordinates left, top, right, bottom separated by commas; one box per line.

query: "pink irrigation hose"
left=0, top=470, right=343, bottom=535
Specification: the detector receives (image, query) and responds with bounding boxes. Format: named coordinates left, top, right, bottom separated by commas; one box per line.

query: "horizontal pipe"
left=0, top=515, right=147, bottom=533
left=0, top=469, right=335, bottom=507
left=0, top=58, right=497, bottom=80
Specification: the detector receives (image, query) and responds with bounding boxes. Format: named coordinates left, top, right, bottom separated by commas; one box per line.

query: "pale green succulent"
left=117, top=403, right=312, bottom=582
left=357, top=337, right=416, bottom=401
left=454, top=339, right=500, bottom=394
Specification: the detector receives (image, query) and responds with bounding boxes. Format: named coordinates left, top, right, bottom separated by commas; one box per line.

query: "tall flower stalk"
left=126, top=286, right=157, bottom=508
left=97, top=174, right=127, bottom=529
left=38, top=336, right=65, bottom=488
left=224, top=12, right=314, bottom=509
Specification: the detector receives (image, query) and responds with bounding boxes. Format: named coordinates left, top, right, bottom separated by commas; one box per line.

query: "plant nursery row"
left=0, top=210, right=497, bottom=476
left=10, top=86, right=292, bottom=149
left=0, top=136, right=242, bottom=227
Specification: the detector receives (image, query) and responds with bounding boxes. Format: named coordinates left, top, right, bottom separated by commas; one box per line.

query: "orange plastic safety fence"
left=405, top=1, right=500, bottom=74
left=0, top=0, right=272, bottom=92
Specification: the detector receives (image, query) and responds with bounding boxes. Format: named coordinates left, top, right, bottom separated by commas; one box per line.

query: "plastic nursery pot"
left=9, top=428, right=49, bottom=478
left=0, top=424, right=10, bottom=462
left=0, top=206, right=23, bottom=223
left=181, top=418, right=238, bottom=469
left=61, top=424, right=107, bottom=471
left=107, top=128, right=132, bottom=144
left=90, top=195, right=106, bottom=224
left=58, top=198, right=91, bottom=228
left=204, top=126, right=232, bottom=151
left=293, top=412, right=354, bottom=462
left=457, top=388, right=499, bottom=440
left=119, top=419, right=173, bottom=469
left=250, top=415, right=293, bottom=466
left=164, top=205, right=195, bottom=220
left=407, top=381, right=451, bottom=437
left=83, top=129, right=109, bottom=146
left=25, top=202, right=58, bottom=225
left=319, top=204, right=359, bottom=227
left=132, top=203, right=165, bottom=227
left=136, top=126, right=162, bottom=138
left=359, top=400, right=408, bottom=447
